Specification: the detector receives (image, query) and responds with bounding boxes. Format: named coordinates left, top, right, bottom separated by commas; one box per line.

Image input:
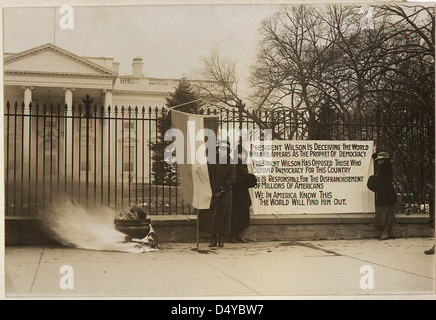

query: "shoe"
left=379, top=227, right=389, bottom=240
left=425, top=245, right=435, bottom=255
left=209, top=234, right=217, bottom=247
left=217, top=234, right=224, bottom=247
left=379, top=234, right=388, bottom=240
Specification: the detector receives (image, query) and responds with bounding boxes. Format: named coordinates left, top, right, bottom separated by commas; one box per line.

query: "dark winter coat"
left=427, top=158, right=435, bottom=227
left=231, top=163, right=252, bottom=232
left=199, top=160, right=236, bottom=234
left=370, top=160, right=396, bottom=206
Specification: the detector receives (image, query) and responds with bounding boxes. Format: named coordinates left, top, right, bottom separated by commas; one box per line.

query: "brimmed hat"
left=375, top=152, right=390, bottom=160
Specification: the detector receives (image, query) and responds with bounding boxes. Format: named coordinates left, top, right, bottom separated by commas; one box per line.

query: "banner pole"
left=196, top=208, right=199, bottom=249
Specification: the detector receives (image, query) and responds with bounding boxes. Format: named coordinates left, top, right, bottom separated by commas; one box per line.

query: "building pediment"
left=4, top=43, right=117, bottom=79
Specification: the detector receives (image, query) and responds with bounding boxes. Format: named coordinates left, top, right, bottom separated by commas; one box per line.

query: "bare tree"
left=193, top=3, right=434, bottom=207
left=195, top=48, right=240, bottom=108
left=194, top=3, right=434, bottom=141
left=194, top=48, right=285, bottom=139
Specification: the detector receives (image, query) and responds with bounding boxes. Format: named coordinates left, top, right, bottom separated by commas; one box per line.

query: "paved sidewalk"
left=4, top=238, right=436, bottom=298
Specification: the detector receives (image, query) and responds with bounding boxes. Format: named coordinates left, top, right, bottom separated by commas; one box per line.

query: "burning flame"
left=41, top=201, right=153, bottom=253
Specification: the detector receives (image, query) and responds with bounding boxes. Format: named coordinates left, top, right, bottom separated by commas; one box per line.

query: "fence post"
left=107, top=105, right=112, bottom=208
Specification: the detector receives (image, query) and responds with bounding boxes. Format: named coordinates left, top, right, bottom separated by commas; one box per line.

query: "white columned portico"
left=63, top=87, right=75, bottom=181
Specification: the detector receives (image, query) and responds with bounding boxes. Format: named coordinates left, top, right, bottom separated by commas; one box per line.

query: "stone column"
left=63, top=88, right=75, bottom=182
left=103, top=89, right=113, bottom=109
left=102, top=89, right=113, bottom=184
left=64, top=87, right=75, bottom=109
left=22, top=86, right=34, bottom=109
left=21, top=86, right=34, bottom=183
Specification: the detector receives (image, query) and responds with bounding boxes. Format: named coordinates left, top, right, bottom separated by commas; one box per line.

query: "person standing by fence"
left=230, top=146, right=257, bottom=244
left=199, top=141, right=236, bottom=248
left=368, top=152, right=397, bottom=240
left=425, top=153, right=435, bottom=255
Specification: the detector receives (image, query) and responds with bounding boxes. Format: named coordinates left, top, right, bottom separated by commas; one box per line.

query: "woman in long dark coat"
left=371, top=152, right=397, bottom=240
left=230, top=146, right=253, bottom=243
left=199, top=142, right=236, bottom=247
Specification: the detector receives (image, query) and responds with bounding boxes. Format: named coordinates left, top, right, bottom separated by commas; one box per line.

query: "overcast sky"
left=3, top=4, right=282, bottom=82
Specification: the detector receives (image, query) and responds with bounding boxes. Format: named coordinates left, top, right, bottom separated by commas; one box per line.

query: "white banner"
left=249, top=140, right=375, bottom=214
left=171, top=109, right=219, bottom=210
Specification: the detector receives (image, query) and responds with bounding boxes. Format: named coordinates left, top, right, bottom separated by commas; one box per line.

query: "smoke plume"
left=41, top=201, right=152, bottom=253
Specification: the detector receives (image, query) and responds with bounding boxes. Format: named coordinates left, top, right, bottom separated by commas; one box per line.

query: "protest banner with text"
left=249, top=140, right=375, bottom=214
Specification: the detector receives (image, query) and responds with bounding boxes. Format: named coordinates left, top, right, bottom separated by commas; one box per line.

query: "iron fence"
left=4, top=100, right=434, bottom=216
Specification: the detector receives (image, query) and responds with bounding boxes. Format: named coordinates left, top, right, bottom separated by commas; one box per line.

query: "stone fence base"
left=5, top=213, right=434, bottom=246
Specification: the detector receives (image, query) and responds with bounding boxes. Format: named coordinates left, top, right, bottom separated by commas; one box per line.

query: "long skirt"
left=199, top=191, right=232, bottom=235
left=374, top=205, right=395, bottom=227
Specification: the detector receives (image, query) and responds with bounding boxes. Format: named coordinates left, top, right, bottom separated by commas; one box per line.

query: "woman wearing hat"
left=230, top=145, right=257, bottom=243
left=368, top=151, right=397, bottom=240
left=199, top=140, right=236, bottom=248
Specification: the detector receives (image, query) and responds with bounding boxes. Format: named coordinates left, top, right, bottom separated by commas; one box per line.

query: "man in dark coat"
left=230, top=146, right=253, bottom=243
left=199, top=141, right=236, bottom=248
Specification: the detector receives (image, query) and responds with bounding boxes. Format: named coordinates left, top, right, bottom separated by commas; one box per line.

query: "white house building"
left=3, top=42, right=187, bottom=111
left=3, top=43, right=201, bottom=206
